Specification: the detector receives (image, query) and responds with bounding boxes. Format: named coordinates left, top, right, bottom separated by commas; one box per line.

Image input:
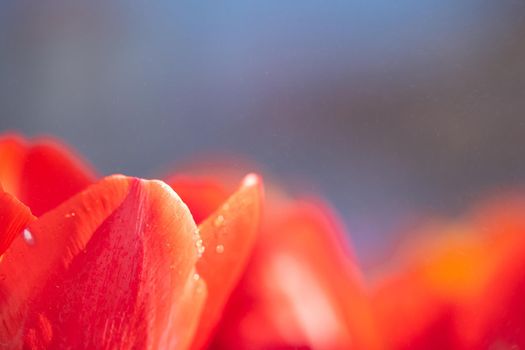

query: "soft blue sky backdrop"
left=1, top=1, right=524, bottom=263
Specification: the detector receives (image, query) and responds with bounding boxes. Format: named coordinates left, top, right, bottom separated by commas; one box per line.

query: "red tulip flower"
left=2, top=133, right=525, bottom=350
left=0, top=134, right=262, bottom=349
left=167, top=168, right=383, bottom=349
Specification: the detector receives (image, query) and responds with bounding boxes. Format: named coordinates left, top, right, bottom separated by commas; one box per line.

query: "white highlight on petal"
left=215, top=244, right=224, bottom=254
left=22, top=228, right=35, bottom=245
left=266, top=253, right=348, bottom=348
left=242, top=173, right=259, bottom=187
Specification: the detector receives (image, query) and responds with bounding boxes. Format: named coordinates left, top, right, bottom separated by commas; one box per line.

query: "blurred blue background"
left=1, top=1, right=525, bottom=263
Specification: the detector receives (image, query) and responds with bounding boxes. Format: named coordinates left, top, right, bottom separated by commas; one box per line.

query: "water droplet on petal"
left=196, top=284, right=204, bottom=294
left=193, top=273, right=200, bottom=281
left=193, top=229, right=205, bottom=258
left=215, top=244, right=224, bottom=254
left=214, top=215, right=225, bottom=227
left=22, top=229, right=35, bottom=245
left=196, top=239, right=205, bottom=257
left=242, top=173, right=258, bottom=187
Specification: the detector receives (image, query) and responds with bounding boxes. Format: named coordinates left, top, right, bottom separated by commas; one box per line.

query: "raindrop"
left=22, top=229, right=35, bottom=245
left=215, top=244, right=224, bottom=254
left=193, top=229, right=205, bottom=258
left=196, top=284, right=204, bottom=294
left=196, top=239, right=205, bottom=258
left=214, top=215, right=225, bottom=227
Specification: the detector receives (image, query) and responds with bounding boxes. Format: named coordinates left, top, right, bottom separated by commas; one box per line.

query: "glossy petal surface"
left=213, top=200, right=382, bottom=350
left=190, top=174, right=263, bottom=350
left=0, top=176, right=206, bottom=349
left=0, top=134, right=96, bottom=216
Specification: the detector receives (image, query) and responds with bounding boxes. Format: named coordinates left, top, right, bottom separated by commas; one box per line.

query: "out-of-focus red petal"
left=457, top=198, right=525, bottom=348
left=372, top=234, right=460, bottom=349
left=190, top=173, right=263, bottom=350
left=0, top=175, right=206, bottom=349
left=212, top=199, right=382, bottom=350
left=0, top=187, right=35, bottom=256
left=167, top=176, right=231, bottom=224
left=20, top=138, right=97, bottom=216
left=372, top=197, right=525, bottom=349
left=0, top=135, right=27, bottom=195
left=0, top=134, right=96, bottom=216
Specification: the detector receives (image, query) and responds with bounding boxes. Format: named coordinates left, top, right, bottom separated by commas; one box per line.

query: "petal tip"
left=242, top=173, right=261, bottom=188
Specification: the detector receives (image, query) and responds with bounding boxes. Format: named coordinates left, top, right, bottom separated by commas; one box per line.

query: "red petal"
left=167, top=176, right=231, bottom=224
left=0, top=135, right=27, bottom=195
left=212, top=200, right=382, bottom=350
left=0, top=134, right=96, bottom=216
left=0, top=188, right=35, bottom=256
left=372, top=256, right=456, bottom=349
left=372, top=198, right=525, bottom=349
left=0, top=175, right=206, bottom=349
left=190, top=173, right=263, bottom=349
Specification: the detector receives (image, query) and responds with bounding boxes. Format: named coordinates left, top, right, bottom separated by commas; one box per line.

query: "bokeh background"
left=1, top=1, right=524, bottom=264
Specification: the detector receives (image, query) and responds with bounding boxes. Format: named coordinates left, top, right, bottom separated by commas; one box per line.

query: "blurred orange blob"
left=372, top=196, right=525, bottom=349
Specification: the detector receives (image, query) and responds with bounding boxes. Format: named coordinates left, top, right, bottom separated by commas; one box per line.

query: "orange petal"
left=372, top=261, right=457, bottom=350
left=0, top=175, right=206, bottom=349
left=0, top=135, right=27, bottom=195
left=213, top=200, right=382, bottom=350
left=190, top=173, right=263, bottom=349
left=372, top=200, right=525, bottom=349
left=0, top=134, right=96, bottom=216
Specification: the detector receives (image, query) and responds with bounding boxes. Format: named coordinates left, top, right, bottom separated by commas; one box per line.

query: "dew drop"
left=214, top=215, right=225, bottom=227
left=193, top=273, right=200, bottom=281
left=215, top=244, right=224, bottom=254
left=193, top=229, right=205, bottom=258
left=65, top=212, right=76, bottom=218
left=242, top=173, right=258, bottom=187
left=196, top=284, right=204, bottom=294
left=196, top=239, right=205, bottom=257
left=22, top=229, right=35, bottom=245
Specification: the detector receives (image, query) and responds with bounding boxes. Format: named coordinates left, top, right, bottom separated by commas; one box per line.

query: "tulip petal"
left=0, top=175, right=206, bottom=349
left=0, top=134, right=96, bottom=216
left=0, top=187, right=35, bottom=256
left=213, top=200, right=382, bottom=350
left=372, top=200, right=525, bottom=349
left=0, top=135, right=27, bottom=195
left=167, top=176, right=231, bottom=224
left=190, top=173, right=263, bottom=349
